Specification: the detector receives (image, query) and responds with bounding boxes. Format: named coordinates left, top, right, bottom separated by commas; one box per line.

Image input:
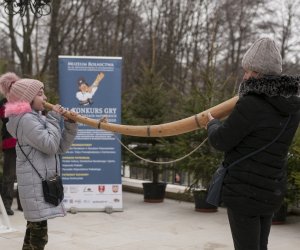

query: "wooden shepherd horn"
left=43, top=96, right=238, bottom=137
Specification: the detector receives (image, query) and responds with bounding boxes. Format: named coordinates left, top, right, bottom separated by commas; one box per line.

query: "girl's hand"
left=66, top=111, right=78, bottom=123
left=52, top=104, right=67, bottom=115
left=52, top=104, right=77, bottom=123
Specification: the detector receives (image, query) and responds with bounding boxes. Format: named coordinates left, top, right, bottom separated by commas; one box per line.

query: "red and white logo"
left=98, top=185, right=105, bottom=193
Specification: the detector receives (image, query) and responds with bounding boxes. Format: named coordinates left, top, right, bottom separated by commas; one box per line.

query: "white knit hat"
left=242, top=37, right=282, bottom=75
left=0, top=72, right=44, bottom=103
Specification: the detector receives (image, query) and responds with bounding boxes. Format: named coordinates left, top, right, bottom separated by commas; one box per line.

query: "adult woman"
left=206, top=38, right=300, bottom=250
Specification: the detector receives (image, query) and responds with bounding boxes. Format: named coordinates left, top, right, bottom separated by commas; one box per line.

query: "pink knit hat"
left=0, top=72, right=44, bottom=103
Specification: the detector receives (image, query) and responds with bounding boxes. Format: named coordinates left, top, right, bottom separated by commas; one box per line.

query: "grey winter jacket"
left=7, top=110, right=77, bottom=222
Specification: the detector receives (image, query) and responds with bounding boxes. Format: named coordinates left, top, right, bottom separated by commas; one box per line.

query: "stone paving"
left=1, top=191, right=300, bottom=250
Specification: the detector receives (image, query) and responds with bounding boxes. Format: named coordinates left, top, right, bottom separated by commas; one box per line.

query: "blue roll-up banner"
left=58, top=56, right=122, bottom=211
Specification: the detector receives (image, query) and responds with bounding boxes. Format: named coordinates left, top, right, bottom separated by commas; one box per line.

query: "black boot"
left=6, top=208, right=14, bottom=216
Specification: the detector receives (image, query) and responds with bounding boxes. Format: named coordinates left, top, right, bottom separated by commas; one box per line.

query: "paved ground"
left=1, top=191, right=300, bottom=250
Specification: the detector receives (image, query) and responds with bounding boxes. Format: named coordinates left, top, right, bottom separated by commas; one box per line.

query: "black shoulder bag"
left=206, top=115, right=291, bottom=207
left=16, top=118, right=64, bottom=206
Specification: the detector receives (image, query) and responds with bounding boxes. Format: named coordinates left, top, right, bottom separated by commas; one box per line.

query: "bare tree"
left=256, top=0, right=300, bottom=74
left=213, top=0, right=266, bottom=96
left=0, top=5, right=39, bottom=76
left=0, top=0, right=299, bottom=96
left=0, top=27, right=11, bottom=72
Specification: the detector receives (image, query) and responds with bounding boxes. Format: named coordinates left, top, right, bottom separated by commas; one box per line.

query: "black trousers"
left=227, top=208, right=273, bottom=250
left=1, top=148, right=16, bottom=210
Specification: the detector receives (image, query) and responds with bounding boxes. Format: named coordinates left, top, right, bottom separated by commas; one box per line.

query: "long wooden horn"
left=43, top=96, right=238, bottom=137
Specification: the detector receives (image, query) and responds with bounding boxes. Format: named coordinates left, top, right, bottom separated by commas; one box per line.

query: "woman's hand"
left=205, top=112, right=215, bottom=129
left=207, top=112, right=215, bottom=121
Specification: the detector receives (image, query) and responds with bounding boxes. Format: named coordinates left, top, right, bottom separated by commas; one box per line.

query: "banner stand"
left=59, top=56, right=123, bottom=212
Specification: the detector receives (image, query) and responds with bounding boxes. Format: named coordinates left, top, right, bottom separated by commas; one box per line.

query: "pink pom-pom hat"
left=0, top=72, right=44, bottom=103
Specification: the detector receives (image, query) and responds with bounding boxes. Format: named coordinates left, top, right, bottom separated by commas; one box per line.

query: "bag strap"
left=226, top=114, right=291, bottom=169
left=15, top=115, right=58, bottom=181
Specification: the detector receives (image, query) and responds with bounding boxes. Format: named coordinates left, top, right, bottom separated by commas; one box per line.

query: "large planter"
left=142, top=182, right=167, bottom=203
left=193, top=190, right=218, bottom=212
left=272, top=202, right=288, bottom=225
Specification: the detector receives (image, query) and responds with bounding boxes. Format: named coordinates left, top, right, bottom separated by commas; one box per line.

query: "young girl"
left=0, top=72, right=78, bottom=249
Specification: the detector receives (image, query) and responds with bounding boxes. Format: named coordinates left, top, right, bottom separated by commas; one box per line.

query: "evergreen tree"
left=122, top=65, right=173, bottom=183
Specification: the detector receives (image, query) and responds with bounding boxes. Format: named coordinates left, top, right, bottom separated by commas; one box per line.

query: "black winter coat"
left=207, top=75, right=300, bottom=215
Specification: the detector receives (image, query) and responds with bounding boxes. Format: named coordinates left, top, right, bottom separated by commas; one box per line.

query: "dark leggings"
left=227, top=208, right=273, bottom=250
left=22, top=220, right=48, bottom=250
